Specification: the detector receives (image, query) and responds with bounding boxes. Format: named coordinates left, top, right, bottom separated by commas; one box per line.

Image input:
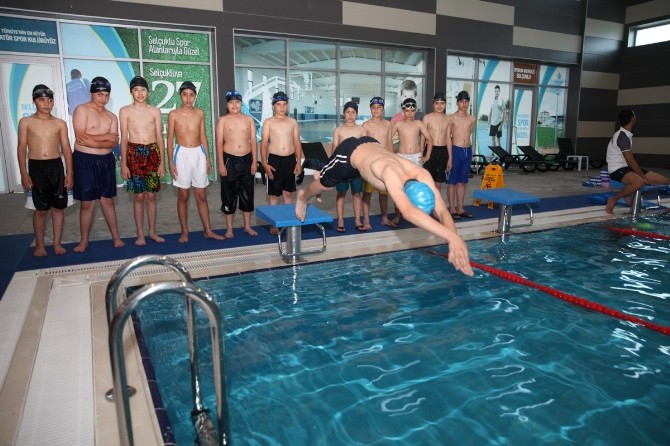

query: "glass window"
left=631, top=21, right=670, bottom=46
left=234, top=66, right=286, bottom=139
left=536, top=84, right=566, bottom=151
left=235, top=37, right=285, bottom=66
left=447, top=55, right=475, bottom=79
left=288, top=40, right=336, bottom=69
left=384, top=48, right=425, bottom=75
left=294, top=72, right=337, bottom=143
left=539, top=65, right=567, bottom=86
left=340, top=44, right=381, bottom=72
left=477, top=59, right=511, bottom=82
left=340, top=73, right=382, bottom=122
left=386, top=76, right=425, bottom=122
left=61, top=23, right=139, bottom=58
left=446, top=79, right=474, bottom=114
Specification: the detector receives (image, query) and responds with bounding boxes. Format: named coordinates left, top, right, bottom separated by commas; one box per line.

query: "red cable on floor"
left=604, top=226, right=670, bottom=241
left=427, top=250, right=670, bottom=336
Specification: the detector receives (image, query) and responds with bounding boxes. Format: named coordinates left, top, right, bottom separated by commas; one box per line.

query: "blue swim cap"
left=226, top=89, right=242, bottom=102
left=403, top=180, right=435, bottom=214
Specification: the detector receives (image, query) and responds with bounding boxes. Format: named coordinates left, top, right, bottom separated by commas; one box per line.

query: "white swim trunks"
left=397, top=152, right=423, bottom=166
left=172, top=145, right=210, bottom=189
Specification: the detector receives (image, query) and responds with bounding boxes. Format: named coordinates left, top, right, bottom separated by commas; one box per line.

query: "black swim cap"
left=90, top=76, right=111, bottom=93
left=226, top=90, right=242, bottom=102
left=129, top=76, right=148, bottom=91
left=456, top=90, right=470, bottom=102
left=179, top=81, right=197, bottom=94
left=272, top=91, right=289, bottom=104
left=433, top=91, right=446, bottom=102
left=343, top=101, right=358, bottom=113
left=402, top=98, right=417, bottom=109
left=32, top=84, right=54, bottom=100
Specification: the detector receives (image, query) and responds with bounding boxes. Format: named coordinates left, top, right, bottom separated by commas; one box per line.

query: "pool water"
left=135, top=216, right=670, bottom=445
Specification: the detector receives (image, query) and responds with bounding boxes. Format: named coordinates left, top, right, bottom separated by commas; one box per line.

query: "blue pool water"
left=135, top=216, right=670, bottom=445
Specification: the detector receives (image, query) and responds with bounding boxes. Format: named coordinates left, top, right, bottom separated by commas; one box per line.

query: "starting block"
left=256, top=204, right=333, bottom=263
left=472, top=188, right=540, bottom=234
left=609, top=181, right=668, bottom=217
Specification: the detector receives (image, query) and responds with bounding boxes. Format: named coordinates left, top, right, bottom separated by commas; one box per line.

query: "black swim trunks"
left=423, top=145, right=449, bottom=183
left=266, top=153, right=298, bottom=196
left=319, top=136, right=378, bottom=188
left=220, top=152, right=254, bottom=214
left=28, top=158, right=67, bottom=210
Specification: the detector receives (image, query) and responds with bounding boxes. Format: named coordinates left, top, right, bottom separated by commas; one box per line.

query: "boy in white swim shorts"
left=167, top=81, right=225, bottom=243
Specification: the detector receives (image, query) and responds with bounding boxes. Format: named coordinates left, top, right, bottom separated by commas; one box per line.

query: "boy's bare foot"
left=391, top=216, right=400, bottom=226
left=149, top=233, right=165, bottom=243
left=204, top=230, right=225, bottom=240
left=270, top=227, right=279, bottom=235
left=178, top=232, right=189, bottom=243
left=381, top=217, right=398, bottom=228
left=225, top=229, right=235, bottom=238
left=295, top=190, right=308, bottom=222
left=33, top=246, right=47, bottom=257
left=135, top=235, right=147, bottom=246
left=605, top=197, right=616, bottom=215
left=73, top=242, right=88, bottom=253
left=358, top=223, right=372, bottom=231
left=113, top=238, right=126, bottom=248
left=53, top=245, right=67, bottom=255
left=244, top=227, right=258, bottom=236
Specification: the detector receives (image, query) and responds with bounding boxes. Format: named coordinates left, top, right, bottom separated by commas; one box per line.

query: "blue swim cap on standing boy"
left=403, top=180, right=435, bottom=214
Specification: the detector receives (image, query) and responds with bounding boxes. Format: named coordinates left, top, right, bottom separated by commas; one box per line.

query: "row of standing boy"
left=17, top=75, right=476, bottom=257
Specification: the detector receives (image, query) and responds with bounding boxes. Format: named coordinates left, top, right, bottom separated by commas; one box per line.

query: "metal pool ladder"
left=105, top=254, right=232, bottom=446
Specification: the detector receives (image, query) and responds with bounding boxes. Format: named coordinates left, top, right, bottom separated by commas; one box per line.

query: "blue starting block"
left=256, top=204, right=333, bottom=263
left=609, top=181, right=668, bottom=217
left=472, top=188, right=540, bottom=234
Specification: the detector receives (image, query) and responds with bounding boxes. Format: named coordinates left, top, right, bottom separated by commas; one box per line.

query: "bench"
left=256, top=204, right=333, bottom=263
left=472, top=188, right=540, bottom=234
left=608, top=181, right=668, bottom=217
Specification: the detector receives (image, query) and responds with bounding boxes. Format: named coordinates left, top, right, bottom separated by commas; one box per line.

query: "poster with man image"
left=477, top=83, right=509, bottom=159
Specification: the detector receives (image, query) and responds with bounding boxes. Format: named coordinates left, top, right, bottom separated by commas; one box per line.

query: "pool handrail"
left=105, top=254, right=193, bottom=326
left=109, top=280, right=232, bottom=446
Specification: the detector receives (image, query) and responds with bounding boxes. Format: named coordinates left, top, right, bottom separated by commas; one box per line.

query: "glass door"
left=510, top=86, right=535, bottom=156
left=0, top=55, right=65, bottom=193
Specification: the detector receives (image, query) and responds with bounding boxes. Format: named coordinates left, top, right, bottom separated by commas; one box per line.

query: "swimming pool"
left=135, top=215, right=670, bottom=445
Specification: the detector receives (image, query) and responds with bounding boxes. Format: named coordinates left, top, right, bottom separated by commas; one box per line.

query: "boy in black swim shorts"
left=17, top=84, right=74, bottom=256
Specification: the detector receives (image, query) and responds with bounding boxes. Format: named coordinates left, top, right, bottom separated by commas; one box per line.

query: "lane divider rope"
left=427, top=250, right=670, bottom=336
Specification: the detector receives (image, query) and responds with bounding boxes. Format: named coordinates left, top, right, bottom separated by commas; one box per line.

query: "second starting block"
left=472, top=188, right=540, bottom=234
left=256, top=204, right=333, bottom=263
left=608, top=180, right=668, bottom=217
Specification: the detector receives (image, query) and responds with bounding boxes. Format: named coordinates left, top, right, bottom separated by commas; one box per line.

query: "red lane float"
left=427, top=250, right=670, bottom=336
left=604, top=226, right=670, bottom=241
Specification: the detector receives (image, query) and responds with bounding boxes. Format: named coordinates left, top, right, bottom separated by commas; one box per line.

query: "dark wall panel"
left=224, top=0, right=341, bottom=24
left=582, top=35, right=623, bottom=55
left=575, top=137, right=610, bottom=160
left=348, top=0, right=436, bottom=14
left=514, top=6, right=583, bottom=35
left=587, top=0, right=626, bottom=22
left=578, top=89, right=618, bottom=121
left=581, top=52, right=621, bottom=73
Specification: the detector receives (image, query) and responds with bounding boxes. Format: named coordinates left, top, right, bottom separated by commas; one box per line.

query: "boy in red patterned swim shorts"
left=120, top=75, right=166, bottom=245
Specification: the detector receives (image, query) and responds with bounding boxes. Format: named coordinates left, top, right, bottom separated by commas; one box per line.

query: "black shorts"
left=220, top=152, right=254, bottom=214
left=73, top=150, right=117, bottom=201
left=319, top=136, right=378, bottom=188
left=28, top=158, right=67, bottom=210
left=423, top=145, right=449, bottom=183
left=266, top=153, right=297, bottom=196
left=489, top=123, right=502, bottom=137
left=609, top=166, right=648, bottom=182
